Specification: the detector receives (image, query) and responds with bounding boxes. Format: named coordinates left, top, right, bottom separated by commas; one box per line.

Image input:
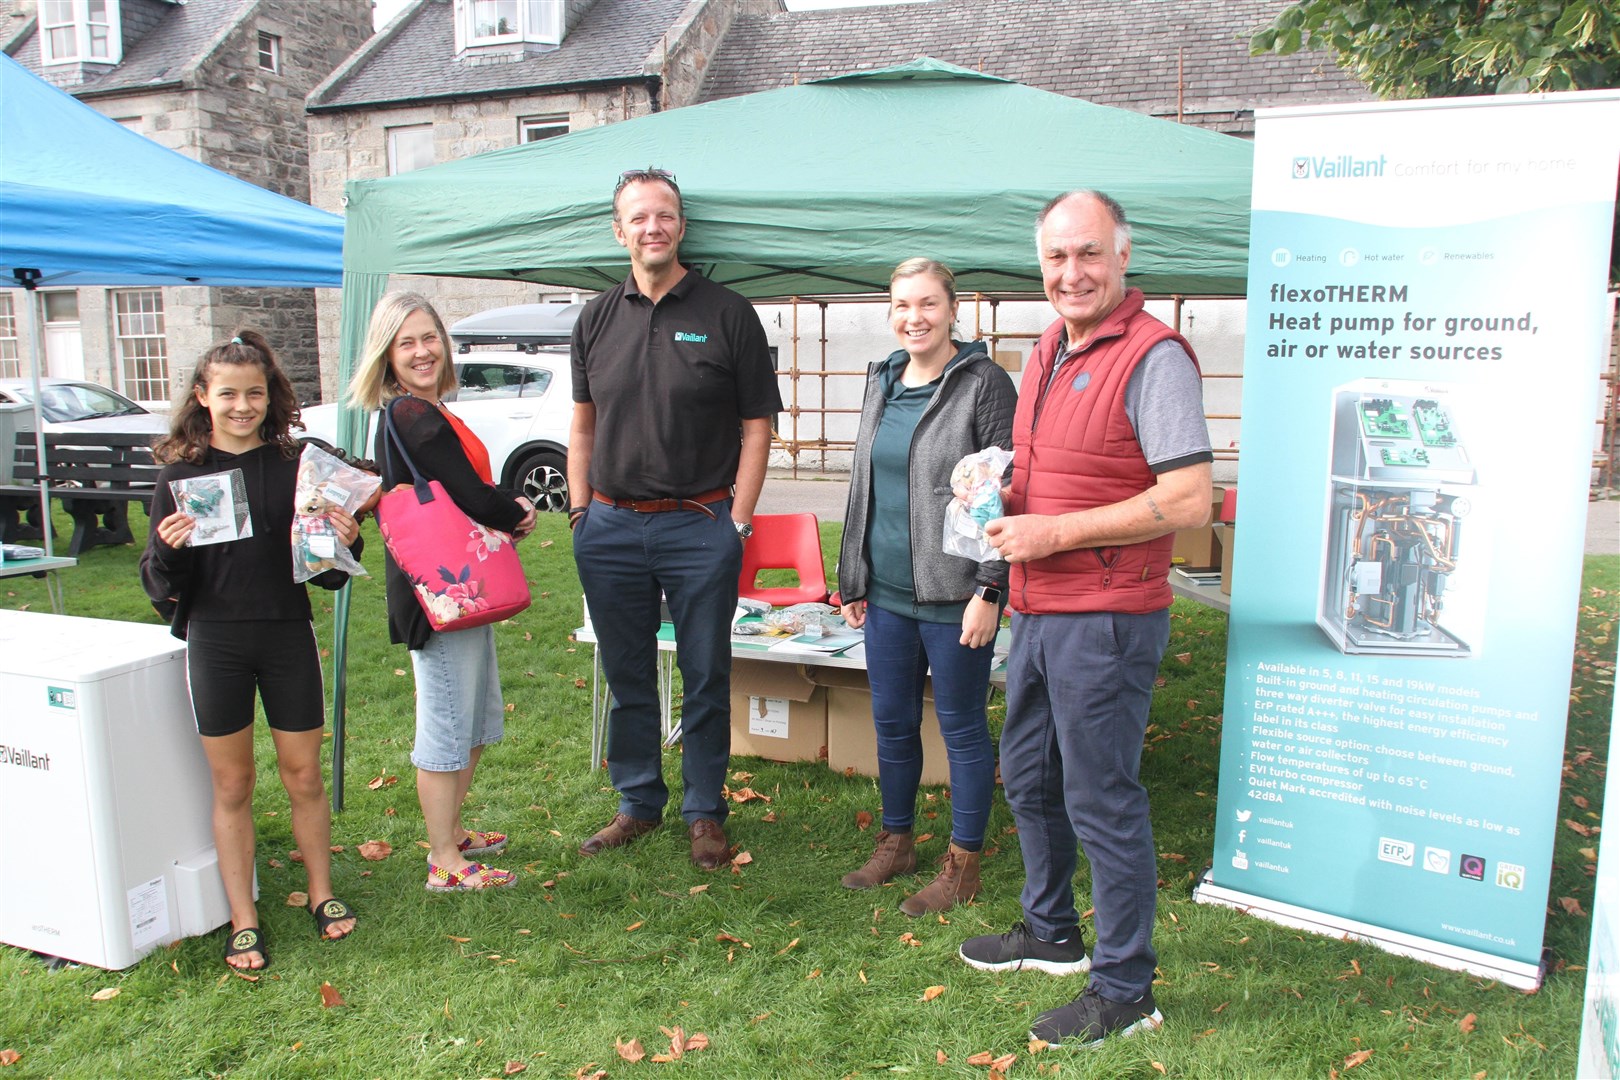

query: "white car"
left=0, top=378, right=169, bottom=437
left=298, top=347, right=573, bottom=512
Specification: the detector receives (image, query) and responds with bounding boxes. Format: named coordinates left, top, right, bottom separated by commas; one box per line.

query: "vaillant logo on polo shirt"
left=1292, top=153, right=1387, bottom=179
left=673, top=331, right=709, bottom=343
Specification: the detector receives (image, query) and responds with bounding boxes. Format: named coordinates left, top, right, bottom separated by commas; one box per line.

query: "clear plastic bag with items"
left=291, top=443, right=382, bottom=583
left=943, top=446, right=1014, bottom=563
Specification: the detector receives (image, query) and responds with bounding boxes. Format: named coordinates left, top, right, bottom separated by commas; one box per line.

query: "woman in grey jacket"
left=837, top=258, right=1017, bottom=915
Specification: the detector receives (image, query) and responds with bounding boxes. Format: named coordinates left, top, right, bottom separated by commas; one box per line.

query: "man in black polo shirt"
left=568, top=168, right=782, bottom=870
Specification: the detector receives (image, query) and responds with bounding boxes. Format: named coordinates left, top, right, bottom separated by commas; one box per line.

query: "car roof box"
left=451, top=303, right=582, bottom=351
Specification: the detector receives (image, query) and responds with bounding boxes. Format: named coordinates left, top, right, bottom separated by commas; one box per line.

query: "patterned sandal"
left=311, top=897, right=356, bottom=941
left=425, top=861, right=517, bottom=892
left=223, top=926, right=268, bottom=970
left=458, top=830, right=508, bottom=858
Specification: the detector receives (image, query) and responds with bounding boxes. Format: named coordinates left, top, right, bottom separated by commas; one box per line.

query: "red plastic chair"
left=738, top=513, right=829, bottom=606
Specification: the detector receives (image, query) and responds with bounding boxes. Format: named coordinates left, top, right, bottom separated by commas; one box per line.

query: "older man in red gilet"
left=958, top=190, right=1214, bottom=1049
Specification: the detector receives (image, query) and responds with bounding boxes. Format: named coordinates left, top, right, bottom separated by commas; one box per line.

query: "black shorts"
left=185, top=620, right=325, bottom=738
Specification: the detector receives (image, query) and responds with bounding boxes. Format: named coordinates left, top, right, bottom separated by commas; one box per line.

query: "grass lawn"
left=0, top=506, right=1613, bottom=1079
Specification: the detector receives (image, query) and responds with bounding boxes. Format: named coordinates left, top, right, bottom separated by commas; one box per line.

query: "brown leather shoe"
left=900, top=842, right=982, bottom=916
left=689, top=819, right=731, bottom=870
left=578, top=812, right=660, bottom=856
left=840, top=829, right=917, bottom=889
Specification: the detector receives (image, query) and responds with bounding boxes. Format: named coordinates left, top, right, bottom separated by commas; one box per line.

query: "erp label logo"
left=1378, top=837, right=1414, bottom=866
left=1495, top=862, right=1525, bottom=891
left=1422, top=847, right=1451, bottom=874
left=1459, top=854, right=1486, bottom=881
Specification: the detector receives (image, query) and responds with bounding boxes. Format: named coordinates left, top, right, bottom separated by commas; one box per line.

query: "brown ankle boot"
left=840, top=830, right=916, bottom=889
left=900, top=842, right=981, bottom=916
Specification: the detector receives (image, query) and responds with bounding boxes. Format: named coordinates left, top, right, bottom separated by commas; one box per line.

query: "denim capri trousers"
left=409, top=624, right=504, bottom=771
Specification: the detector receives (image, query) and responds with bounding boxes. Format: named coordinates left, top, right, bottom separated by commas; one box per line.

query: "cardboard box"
left=1170, top=486, right=1227, bottom=571
left=1214, top=522, right=1234, bottom=595
left=729, top=658, right=827, bottom=763
left=813, top=666, right=952, bottom=786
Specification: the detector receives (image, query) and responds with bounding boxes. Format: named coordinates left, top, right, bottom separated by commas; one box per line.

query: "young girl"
left=141, top=331, right=365, bottom=971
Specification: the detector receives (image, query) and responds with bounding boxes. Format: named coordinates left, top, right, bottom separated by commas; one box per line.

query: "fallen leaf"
left=615, top=1038, right=646, bottom=1063
left=777, top=938, right=800, bottom=955
left=856, top=810, right=873, bottom=830
left=503, top=1063, right=527, bottom=1076
left=1175, top=652, right=1192, bottom=663
left=685, top=1033, right=710, bottom=1052
left=922, top=985, right=946, bottom=1001
left=733, top=851, right=754, bottom=866
left=1559, top=896, right=1588, bottom=917
left=1566, top=819, right=1594, bottom=837
left=967, top=1051, right=994, bottom=1066
left=762, top=811, right=778, bottom=823
left=0, top=1049, right=19, bottom=1066
left=1028, top=1038, right=1049, bottom=1053
left=1350, top=958, right=1363, bottom=976
left=289, top=849, right=305, bottom=863
left=1574, top=795, right=1590, bottom=809
left=992, top=1052, right=1017, bottom=1071
left=318, top=982, right=346, bottom=1008
left=1344, top=1048, right=1373, bottom=1069
left=937, top=1050, right=949, bottom=1064
left=1460, top=1013, right=1477, bottom=1033
left=574, top=677, right=588, bottom=689
left=394, top=668, right=407, bottom=676
left=91, top=987, right=120, bottom=1002
left=357, top=839, right=392, bottom=861
left=626, top=921, right=644, bottom=932
left=689, top=884, right=710, bottom=895
left=447, top=935, right=472, bottom=943
left=1151, top=1062, right=1167, bottom=1075
left=266, top=858, right=283, bottom=869
left=716, top=932, right=743, bottom=944
left=232, top=970, right=260, bottom=982
left=286, top=891, right=309, bottom=908
left=916, top=833, right=934, bottom=844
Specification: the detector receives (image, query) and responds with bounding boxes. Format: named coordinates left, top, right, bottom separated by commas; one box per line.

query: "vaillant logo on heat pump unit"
left=1, top=744, right=51, bottom=771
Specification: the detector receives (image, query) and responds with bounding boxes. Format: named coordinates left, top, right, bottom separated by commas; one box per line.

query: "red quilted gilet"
left=1007, top=289, right=1198, bottom=614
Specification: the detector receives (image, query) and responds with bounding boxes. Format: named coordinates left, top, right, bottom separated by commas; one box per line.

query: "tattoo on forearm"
left=1146, top=494, right=1165, bottom=522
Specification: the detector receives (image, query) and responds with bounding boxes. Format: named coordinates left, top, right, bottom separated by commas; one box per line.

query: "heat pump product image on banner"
left=1318, top=379, right=1478, bottom=657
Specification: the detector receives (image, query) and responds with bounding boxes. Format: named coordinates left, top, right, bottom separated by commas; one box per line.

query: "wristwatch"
left=975, top=584, right=1004, bottom=605
left=734, top=520, right=753, bottom=540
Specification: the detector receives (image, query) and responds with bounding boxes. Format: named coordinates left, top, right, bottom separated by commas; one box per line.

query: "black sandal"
left=311, top=897, right=356, bottom=941
left=223, top=926, right=268, bottom=970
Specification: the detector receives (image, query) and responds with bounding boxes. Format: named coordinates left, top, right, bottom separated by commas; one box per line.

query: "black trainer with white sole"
left=958, top=920, right=1091, bottom=975
left=1031, top=985, right=1163, bottom=1047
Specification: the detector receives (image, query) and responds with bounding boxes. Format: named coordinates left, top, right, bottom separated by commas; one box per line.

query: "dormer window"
left=40, top=0, right=122, bottom=65
left=453, top=0, right=562, bottom=52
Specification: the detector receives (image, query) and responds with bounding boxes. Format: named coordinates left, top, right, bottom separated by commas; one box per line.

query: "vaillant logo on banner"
left=1291, top=153, right=1388, bottom=180
left=1378, top=838, right=1414, bottom=866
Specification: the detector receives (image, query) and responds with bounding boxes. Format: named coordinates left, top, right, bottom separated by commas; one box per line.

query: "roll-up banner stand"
left=1579, top=635, right=1620, bottom=1078
left=1194, top=90, right=1620, bottom=991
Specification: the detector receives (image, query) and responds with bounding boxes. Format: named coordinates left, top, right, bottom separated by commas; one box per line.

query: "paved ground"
left=758, top=469, right=1620, bottom=556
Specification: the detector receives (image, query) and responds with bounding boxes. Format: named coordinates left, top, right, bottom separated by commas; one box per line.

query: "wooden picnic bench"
left=1, top=431, right=162, bottom=555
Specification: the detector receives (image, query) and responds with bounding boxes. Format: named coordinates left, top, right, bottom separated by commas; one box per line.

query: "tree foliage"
left=1252, top=1, right=1619, bottom=98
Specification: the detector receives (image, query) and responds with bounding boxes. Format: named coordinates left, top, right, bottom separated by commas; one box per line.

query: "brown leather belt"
left=593, top=487, right=730, bottom=519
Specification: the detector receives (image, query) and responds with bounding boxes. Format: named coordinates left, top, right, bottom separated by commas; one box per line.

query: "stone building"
left=305, top=0, right=782, bottom=401
left=1, top=0, right=373, bottom=404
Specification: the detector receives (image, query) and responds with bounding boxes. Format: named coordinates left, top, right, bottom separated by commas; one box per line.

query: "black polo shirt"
left=571, top=268, right=782, bottom=500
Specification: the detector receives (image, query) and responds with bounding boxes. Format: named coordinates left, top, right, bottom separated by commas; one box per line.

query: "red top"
left=439, top=407, right=493, bottom=484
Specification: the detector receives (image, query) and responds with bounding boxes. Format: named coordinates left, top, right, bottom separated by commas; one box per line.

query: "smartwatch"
left=734, top=520, right=754, bottom=540
left=975, top=584, right=1004, bottom=605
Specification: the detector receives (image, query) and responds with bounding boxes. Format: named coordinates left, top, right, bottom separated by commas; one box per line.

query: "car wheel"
left=516, top=451, right=569, bottom=513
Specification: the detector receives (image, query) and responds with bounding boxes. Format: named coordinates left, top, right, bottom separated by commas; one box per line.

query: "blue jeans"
left=573, top=498, right=742, bottom=825
left=999, top=608, right=1170, bottom=1002
left=863, top=603, right=996, bottom=849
